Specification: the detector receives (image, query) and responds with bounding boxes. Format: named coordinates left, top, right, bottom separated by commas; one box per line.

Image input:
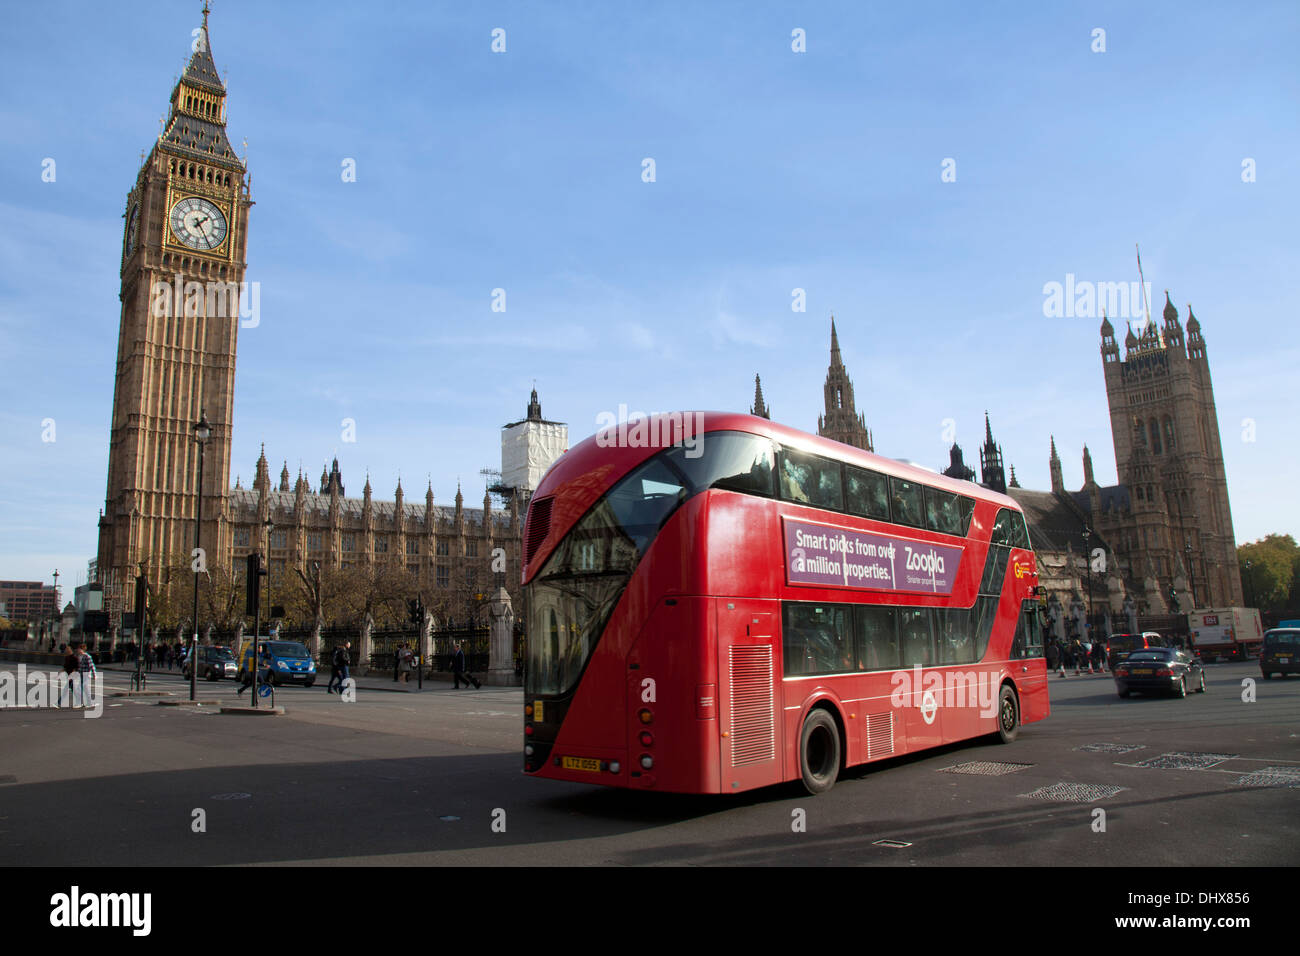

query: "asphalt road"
left=0, top=660, right=1295, bottom=866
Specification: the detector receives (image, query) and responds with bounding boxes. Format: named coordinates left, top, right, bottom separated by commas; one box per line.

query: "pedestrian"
left=236, top=644, right=270, bottom=697
left=399, top=643, right=413, bottom=683
left=393, top=644, right=401, bottom=682
left=61, top=644, right=79, bottom=706
left=1091, top=640, right=1106, bottom=673
left=327, top=641, right=350, bottom=694
left=75, top=642, right=97, bottom=708
left=452, top=641, right=481, bottom=690
left=144, top=643, right=154, bottom=672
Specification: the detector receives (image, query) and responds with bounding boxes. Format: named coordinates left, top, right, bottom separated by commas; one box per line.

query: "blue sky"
left=1, top=0, right=1297, bottom=588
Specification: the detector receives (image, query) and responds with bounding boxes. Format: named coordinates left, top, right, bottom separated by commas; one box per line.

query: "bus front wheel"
left=799, top=709, right=841, bottom=795
left=995, top=685, right=1020, bottom=744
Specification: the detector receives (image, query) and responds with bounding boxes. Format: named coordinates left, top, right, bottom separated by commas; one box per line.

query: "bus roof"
left=536, top=411, right=1024, bottom=511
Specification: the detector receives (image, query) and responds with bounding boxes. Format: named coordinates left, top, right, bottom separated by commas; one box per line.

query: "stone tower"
left=96, top=4, right=252, bottom=618
left=979, top=412, right=1006, bottom=494
left=750, top=374, right=770, bottom=419
left=816, top=318, right=873, bottom=451
left=1100, top=294, right=1242, bottom=606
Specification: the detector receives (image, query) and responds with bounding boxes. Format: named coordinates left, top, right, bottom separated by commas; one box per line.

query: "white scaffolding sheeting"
left=502, top=421, right=568, bottom=492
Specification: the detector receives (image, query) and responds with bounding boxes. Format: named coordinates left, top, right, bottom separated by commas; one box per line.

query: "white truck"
left=1189, top=607, right=1263, bottom=662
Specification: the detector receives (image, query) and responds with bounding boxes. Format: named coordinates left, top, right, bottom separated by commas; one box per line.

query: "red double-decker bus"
left=522, top=412, right=1048, bottom=794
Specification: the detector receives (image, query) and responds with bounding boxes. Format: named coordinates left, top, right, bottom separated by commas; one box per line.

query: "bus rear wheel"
left=995, top=685, right=1020, bottom=743
left=799, top=709, right=841, bottom=795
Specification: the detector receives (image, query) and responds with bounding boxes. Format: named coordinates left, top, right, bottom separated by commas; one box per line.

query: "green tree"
left=1239, top=535, right=1300, bottom=611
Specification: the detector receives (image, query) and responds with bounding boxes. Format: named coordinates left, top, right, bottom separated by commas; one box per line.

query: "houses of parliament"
left=753, top=309, right=1243, bottom=621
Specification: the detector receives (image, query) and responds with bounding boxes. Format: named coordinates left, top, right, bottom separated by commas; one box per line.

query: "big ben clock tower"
left=97, top=4, right=251, bottom=623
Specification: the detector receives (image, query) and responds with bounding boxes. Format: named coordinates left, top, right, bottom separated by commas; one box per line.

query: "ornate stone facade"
left=228, top=450, right=523, bottom=623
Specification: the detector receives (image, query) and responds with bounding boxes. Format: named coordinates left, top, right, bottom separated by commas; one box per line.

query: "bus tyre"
left=995, top=685, right=1019, bottom=743
left=799, top=709, right=841, bottom=795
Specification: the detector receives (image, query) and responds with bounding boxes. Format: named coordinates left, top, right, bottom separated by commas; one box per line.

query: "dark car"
left=1114, top=647, right=1205, bottom=698
left=183, top=645, right=238, bottom=681
left=1260, top=628, right=1300, bottom=679
left=1106, top=631, right=1165, bottom=670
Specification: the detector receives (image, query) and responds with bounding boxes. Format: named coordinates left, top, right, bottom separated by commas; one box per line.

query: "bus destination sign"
left=783, top=517, right=963, bottom=595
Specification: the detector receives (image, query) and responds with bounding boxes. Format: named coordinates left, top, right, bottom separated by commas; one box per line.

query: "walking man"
left=327, top=641, right=351, bottom=694
left=61, top=644, right=79, bottom=707
left=75, top=642, right=97, bottom=709
left=452, top=641, right=481, bottom=690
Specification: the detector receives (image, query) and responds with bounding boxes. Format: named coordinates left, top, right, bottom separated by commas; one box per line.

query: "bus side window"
left=854, top=605, right=898, bottom=671
left=899, top=608, right=933, bottom=666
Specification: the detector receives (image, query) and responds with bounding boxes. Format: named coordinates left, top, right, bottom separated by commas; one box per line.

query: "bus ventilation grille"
left=729, top=646, right=775, bottom=766
left=524, top=496, right=553, bottom=564
left=866, top=712, right=894, bottom=759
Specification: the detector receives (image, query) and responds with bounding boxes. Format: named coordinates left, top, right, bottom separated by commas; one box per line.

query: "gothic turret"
left=942, top=443, right=975, bottom=482
left=1049, top=436, right=1064, bottom=494
left=979, top=412, right=1006, bottom=494
left=817, top=317, right=873, bottom=451
left=750, top=374, right=770, bottom=419
left=279, top=461, right=290, bottom=493
left=1083, top=444, right=1095, bottom=486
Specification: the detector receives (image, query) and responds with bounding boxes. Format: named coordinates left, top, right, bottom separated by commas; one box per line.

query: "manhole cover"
left=1075, top=742, right=1145, bottom=754
left=1235, top=766, right=1300, bottom=788
left=210, top=792, right=252, bottom=800
left=1021, top=783, right=1127, bottom=802
left=1125, top=752, right=1235, bottom=770
left=872, top=839, right=912, bottom=848
left=940, top=761, right=1033, bottom=776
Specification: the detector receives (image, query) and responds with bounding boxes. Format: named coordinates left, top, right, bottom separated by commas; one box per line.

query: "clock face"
left=169, top=196, right=228, bottom=251
left=124, top=204, right=139, bottom=258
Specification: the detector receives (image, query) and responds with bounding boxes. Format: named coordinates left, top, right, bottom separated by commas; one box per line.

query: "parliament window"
left=437, top=566, right=449, bottom=588
left=436, top=540, right=449, bottom=556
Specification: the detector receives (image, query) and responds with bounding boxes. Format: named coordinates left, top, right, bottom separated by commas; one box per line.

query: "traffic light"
left=246, top=553, right=261, bottom=617
left=134, top=574, right=147, bottom=636
left=1168, top=586, right=1180, bottom=613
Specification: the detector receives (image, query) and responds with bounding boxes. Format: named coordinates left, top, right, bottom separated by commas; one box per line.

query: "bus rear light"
left=637, top=708, right=653, bottom=725
left=524, top=704, right=533, bottom=717
left=639, top=731, right=654, bottom=747
left=525, top=744, right=534, bottom=756
left=524, top=725, right=533, bottom=736
left=696, top=683, right=716, bottom=720
left=639, top=754, right=654, bottom=770
left=609, top=761, right=621, bottom=773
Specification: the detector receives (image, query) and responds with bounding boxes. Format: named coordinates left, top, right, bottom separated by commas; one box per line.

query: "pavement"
left=0, top=658, right=1295, bottom=866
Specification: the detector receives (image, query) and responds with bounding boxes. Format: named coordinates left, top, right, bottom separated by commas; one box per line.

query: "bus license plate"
left=562, top=757, right=601, bottom=773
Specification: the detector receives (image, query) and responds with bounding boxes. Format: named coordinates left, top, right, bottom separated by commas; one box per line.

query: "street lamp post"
left=1184, top=542, right=1197, bottom=611
left=1082, top=528, right=1093, bottom=644
left=1244, top=559, right=1255, bottom=608
left=263, top=517, right=274, bottom=635
left=51, top=569, right=59, bottom=650
left=190, top=410, right=211, bottom=702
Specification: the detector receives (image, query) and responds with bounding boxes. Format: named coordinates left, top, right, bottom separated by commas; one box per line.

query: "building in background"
left=0, top=581, right=58, bottom=623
